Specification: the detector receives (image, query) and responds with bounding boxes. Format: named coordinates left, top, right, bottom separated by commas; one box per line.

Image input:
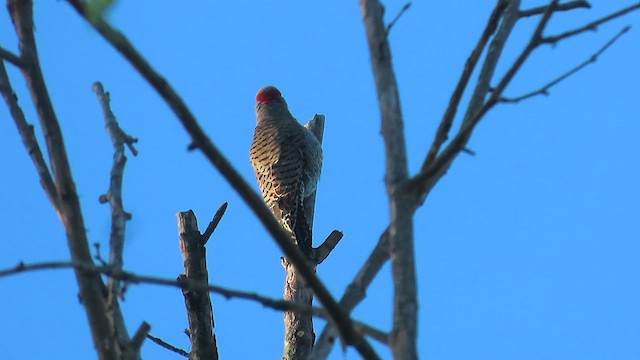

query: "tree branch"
left=177, top=210, right=219, bottom=360
left=408, top=0, right=522, bottom=202
left=0, top=60, right=58, bottom=207
left=146, top=333, right=189, bottom=358
left=3, top=258, right=388, bottom=356
left=200, top=202, right=228, bottom=245
left=8, top=1, right=124, bottom=358
left=422, top=0, right=508, bottom=171
left=385, top=3, right=412, bottom=35
left=0, top=260, right=335, bottom=318
left=543, top=3, right=640, bottom=44
left=92, top=81, right=137, bottom=300
left=519, top=1, right=591, bottom=18
left=65, top=2, right=378, bottom=358
left=501, top=26, right=630, bottom=103
left=411, top=1, right=640, bottom=205
left=312, top=230, right=344, bottom=265
left=0, top=45, right=23, bottom=66
left=91, top=81, right=144, bottom=359
left=130, top=322, right=151, bottom=352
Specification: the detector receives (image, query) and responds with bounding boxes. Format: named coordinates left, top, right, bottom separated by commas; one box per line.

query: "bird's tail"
left=293, top=200, right=312, bottom=258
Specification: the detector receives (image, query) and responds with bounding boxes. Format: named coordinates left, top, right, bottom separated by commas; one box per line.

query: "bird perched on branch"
left=250, top=86, right=322, bottom=257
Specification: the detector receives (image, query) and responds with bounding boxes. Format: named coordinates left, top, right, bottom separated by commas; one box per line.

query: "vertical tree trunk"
left=282, top=259, right=315, bottom=360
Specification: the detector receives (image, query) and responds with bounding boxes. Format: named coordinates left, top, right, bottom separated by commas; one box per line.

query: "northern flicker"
left=250, top=86, right=322, bottom=256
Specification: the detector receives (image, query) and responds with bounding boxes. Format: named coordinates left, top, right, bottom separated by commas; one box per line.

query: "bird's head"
left=255, top=86, right=290, bottom=120
left=256, top=86, right=283, bottom=105
left=256, top=85, right=282, bottom=104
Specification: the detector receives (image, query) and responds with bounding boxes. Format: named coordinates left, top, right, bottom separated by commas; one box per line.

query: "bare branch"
left=543, top=3, right=640, bottom=44
left=8, top=1, right=122, bottom=358
left=0, top=260, right=325, bottom=317
left=178, top=210, right=219, bottom=360
left=146, top=320, right=387, bottom=358
left=502, top=26, right=630, bottom=103
left=386, top=3, right=412, bottom=35
left=4, top=258, right=389, bottom=357
left=65, top=2, right=377, bottom=357
left=0, top=46, right=23, bottom=66
left=0, top=60, right=58, bottom=206
left=92, top=81, right=137, bottom=301
left=422, top=0, right=508, bottom=171
left=313, top=230, right=344, bottom=265
left=409, top=0, right=522, bottom=201
left=91, top=82, right=142, bottom=359
left=519, top=1, right=591, bottom=18
left=411, top=1, right=640, bottom=204
left=200, top=202, right=228, bottom=245
left=487, top=0, right=561, bottom=106
left=146, top=333, right=189, bottom=358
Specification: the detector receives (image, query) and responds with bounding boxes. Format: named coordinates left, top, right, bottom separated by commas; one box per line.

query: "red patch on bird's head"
left=256, top=86, right=282, bottom=104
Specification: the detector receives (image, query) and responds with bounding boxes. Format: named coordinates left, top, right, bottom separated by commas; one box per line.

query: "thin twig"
left=0, top=46, right=23, bottom=66
left=0, top=260, right=320, bottom=317
left=146, top=333, right=189, bottom=358
left=386, top=3, right=412, bottom=35
left=201, top=202, right=228, bottom=244
left=502, top=26, right=630, bottom=103
left=65, top=2, right=376, bottom=358
left=543, top=3, right=640, bottom=44
left=519, top=0, right=591, bottom=18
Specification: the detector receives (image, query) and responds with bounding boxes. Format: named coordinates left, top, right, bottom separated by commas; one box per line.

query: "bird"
left=250, top=86, right=322, bottom=257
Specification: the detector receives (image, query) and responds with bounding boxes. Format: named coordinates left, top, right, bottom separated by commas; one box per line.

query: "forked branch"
left=178, top=210, right=219, bottom=360
left=411, top=0, right=639, bottom=204
left=422, top=0, right=509, bottom=170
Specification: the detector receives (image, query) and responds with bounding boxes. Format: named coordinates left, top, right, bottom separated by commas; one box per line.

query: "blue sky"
left=1, top=1, right=639, bottom=359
